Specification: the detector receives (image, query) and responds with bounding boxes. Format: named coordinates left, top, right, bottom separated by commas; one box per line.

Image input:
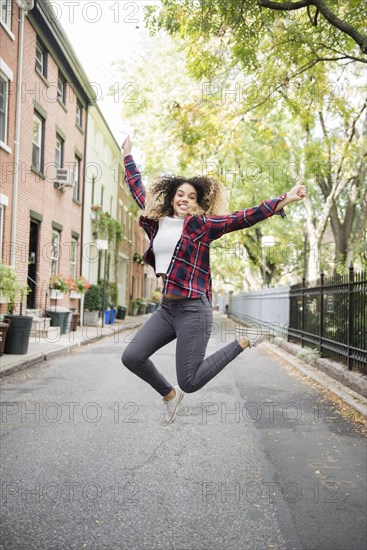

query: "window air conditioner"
left=54, top=168, right=75, bottom=190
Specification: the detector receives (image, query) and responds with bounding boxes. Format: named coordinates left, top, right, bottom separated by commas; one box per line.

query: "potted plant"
left=92, top=210, right=111, bottom=240
left=69, top=276, right=90, bottom=299
left=49, top=274, right=69, bottom=299
left=148, top=289, right=162, bottom=312
left=90, top=204, right=102, bottom=221
left=83, top=284, right=101, bottom=324
left=0, top=264, right=32, bottom=355
left=138, top=297, right=147, bottom=315
left=131, top=298, right=141, bottom=316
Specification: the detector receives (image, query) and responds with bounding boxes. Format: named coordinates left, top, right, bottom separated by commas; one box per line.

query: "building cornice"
left=27, top=0, right=96, bottom=106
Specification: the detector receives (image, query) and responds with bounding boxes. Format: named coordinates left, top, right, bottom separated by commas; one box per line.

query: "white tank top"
left=153, top=216, right=185, bottom=274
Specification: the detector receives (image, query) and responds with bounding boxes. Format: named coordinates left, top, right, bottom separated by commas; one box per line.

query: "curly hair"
left=144, top=174, right=229, bottom=219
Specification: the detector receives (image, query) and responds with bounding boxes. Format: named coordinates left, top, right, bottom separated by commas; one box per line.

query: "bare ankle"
left=239, top=337, right=251, bottom=350
left=164, top=388, right=176, bottom=401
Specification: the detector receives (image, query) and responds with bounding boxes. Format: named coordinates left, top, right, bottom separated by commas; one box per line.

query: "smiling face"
left=172, top=183, right=198, bottom=217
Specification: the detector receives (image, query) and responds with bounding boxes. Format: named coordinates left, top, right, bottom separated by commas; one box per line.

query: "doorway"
left=27, top=220, right=39, bottom=309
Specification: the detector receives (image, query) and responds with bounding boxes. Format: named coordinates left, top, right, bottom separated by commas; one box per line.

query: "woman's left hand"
left=288, top=184, right=307, bottom=202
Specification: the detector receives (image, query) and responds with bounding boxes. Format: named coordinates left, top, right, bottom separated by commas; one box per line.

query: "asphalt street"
left=0, top=315, right=366, bottom=550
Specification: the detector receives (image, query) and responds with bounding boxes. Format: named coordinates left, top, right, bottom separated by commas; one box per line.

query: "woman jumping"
left=121, top=136, right=306, bottom=424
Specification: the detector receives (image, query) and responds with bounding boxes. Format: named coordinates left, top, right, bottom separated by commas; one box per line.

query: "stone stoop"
left=25, top=310, right=60, bottom=340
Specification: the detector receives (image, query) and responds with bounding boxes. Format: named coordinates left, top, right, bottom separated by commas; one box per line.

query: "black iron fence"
left=289, top=265, right=366, bottom=374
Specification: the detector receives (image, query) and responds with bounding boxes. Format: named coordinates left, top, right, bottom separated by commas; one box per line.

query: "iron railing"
left=289, top=265, right=366, bottom=374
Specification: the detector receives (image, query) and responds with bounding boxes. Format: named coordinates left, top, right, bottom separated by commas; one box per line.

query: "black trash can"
left=117, top=306, right=127, bottom=320
left=3, top=315, right=33, bottom=355
left=46, top=310, right=70, bottom=335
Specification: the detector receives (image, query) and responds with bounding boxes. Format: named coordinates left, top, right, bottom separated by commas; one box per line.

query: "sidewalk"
left=0, top=314, right=150, bottom=378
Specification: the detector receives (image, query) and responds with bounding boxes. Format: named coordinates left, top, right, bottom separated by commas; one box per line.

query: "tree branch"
left=313, top=0, right=367, bottom=54
left=307, top=5, right=319, bottom=26
left=258, top=0, right=367, bottom=54
left=258, top=1, right=311, bottom=10
left=336, top=99, right=367, bottom=182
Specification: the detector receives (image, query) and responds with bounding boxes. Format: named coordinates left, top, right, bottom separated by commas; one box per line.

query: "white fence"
left=228, top=286, right=290, bottom=336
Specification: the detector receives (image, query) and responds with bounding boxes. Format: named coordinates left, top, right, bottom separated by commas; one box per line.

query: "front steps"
left=25, top=309, right=61, bottom=341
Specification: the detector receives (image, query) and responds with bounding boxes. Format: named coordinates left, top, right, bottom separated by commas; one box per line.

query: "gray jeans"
left=121, top=295, right=244, bottom=396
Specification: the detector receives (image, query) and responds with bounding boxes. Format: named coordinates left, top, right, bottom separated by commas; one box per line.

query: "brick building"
left=1, top=0, right=155, bottom=320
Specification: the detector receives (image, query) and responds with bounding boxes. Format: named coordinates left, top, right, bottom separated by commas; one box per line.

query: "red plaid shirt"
left=124, top=155, right=286, bottom=303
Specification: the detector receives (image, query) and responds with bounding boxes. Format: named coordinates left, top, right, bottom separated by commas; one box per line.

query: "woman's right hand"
left=121, top=134, right=132, bottom=157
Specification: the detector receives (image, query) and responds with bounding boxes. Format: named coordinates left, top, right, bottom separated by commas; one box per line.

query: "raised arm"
left=274, top=184, right=306, bottom=212
left=121, top=135, right=146, bottom=210
left=206, top=184, right=307, bottom=241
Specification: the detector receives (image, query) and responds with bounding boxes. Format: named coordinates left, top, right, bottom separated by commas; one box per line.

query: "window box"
left=50, top=290, right=64, bottom=300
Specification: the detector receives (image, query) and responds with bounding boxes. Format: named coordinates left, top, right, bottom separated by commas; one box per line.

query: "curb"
left=262, top=341, right=367, bottom=418
left=0, top=319, right=145, bottom=379
left=228, top=315, right=367, bottom=417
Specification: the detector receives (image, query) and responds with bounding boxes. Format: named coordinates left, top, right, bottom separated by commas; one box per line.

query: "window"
left=55, top=135, right=64, bottom=170
left=73, top=156, right=81, bottom=202
left=35, top=40, right=47, bottom=77
left=0, top=75, right=8, bottom=144
left=51, top=230, right=60, bottom=275
left=1, top=0, right=11, bottom=29
left=57, top=72, right=66, bottom=104
left=32, top=112, right=44, bottom=173
left=76, top=101, right=82, bottom=127
left=70, top=237, right=78, bottom=279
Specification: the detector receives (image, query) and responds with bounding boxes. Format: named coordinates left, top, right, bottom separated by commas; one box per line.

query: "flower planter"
left=3, top=315, right=33, bottom=355
left=70, top=290, right=82, bottom=299
left=50, top=290, right=64, bottom=300
left=83, top=311, right=99, bottom=325
left=138, top=302, right=147, bottom=315
left=147, top=302, right=157, bottom=314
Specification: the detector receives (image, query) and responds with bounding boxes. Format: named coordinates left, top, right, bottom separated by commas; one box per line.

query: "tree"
left=258, top=0, right=367, bottom=54
left=143, top=2, right=367, bottom=276
left=145, top=1, right=366, bottom=87
left=119, top=33, right=311, bottom=287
